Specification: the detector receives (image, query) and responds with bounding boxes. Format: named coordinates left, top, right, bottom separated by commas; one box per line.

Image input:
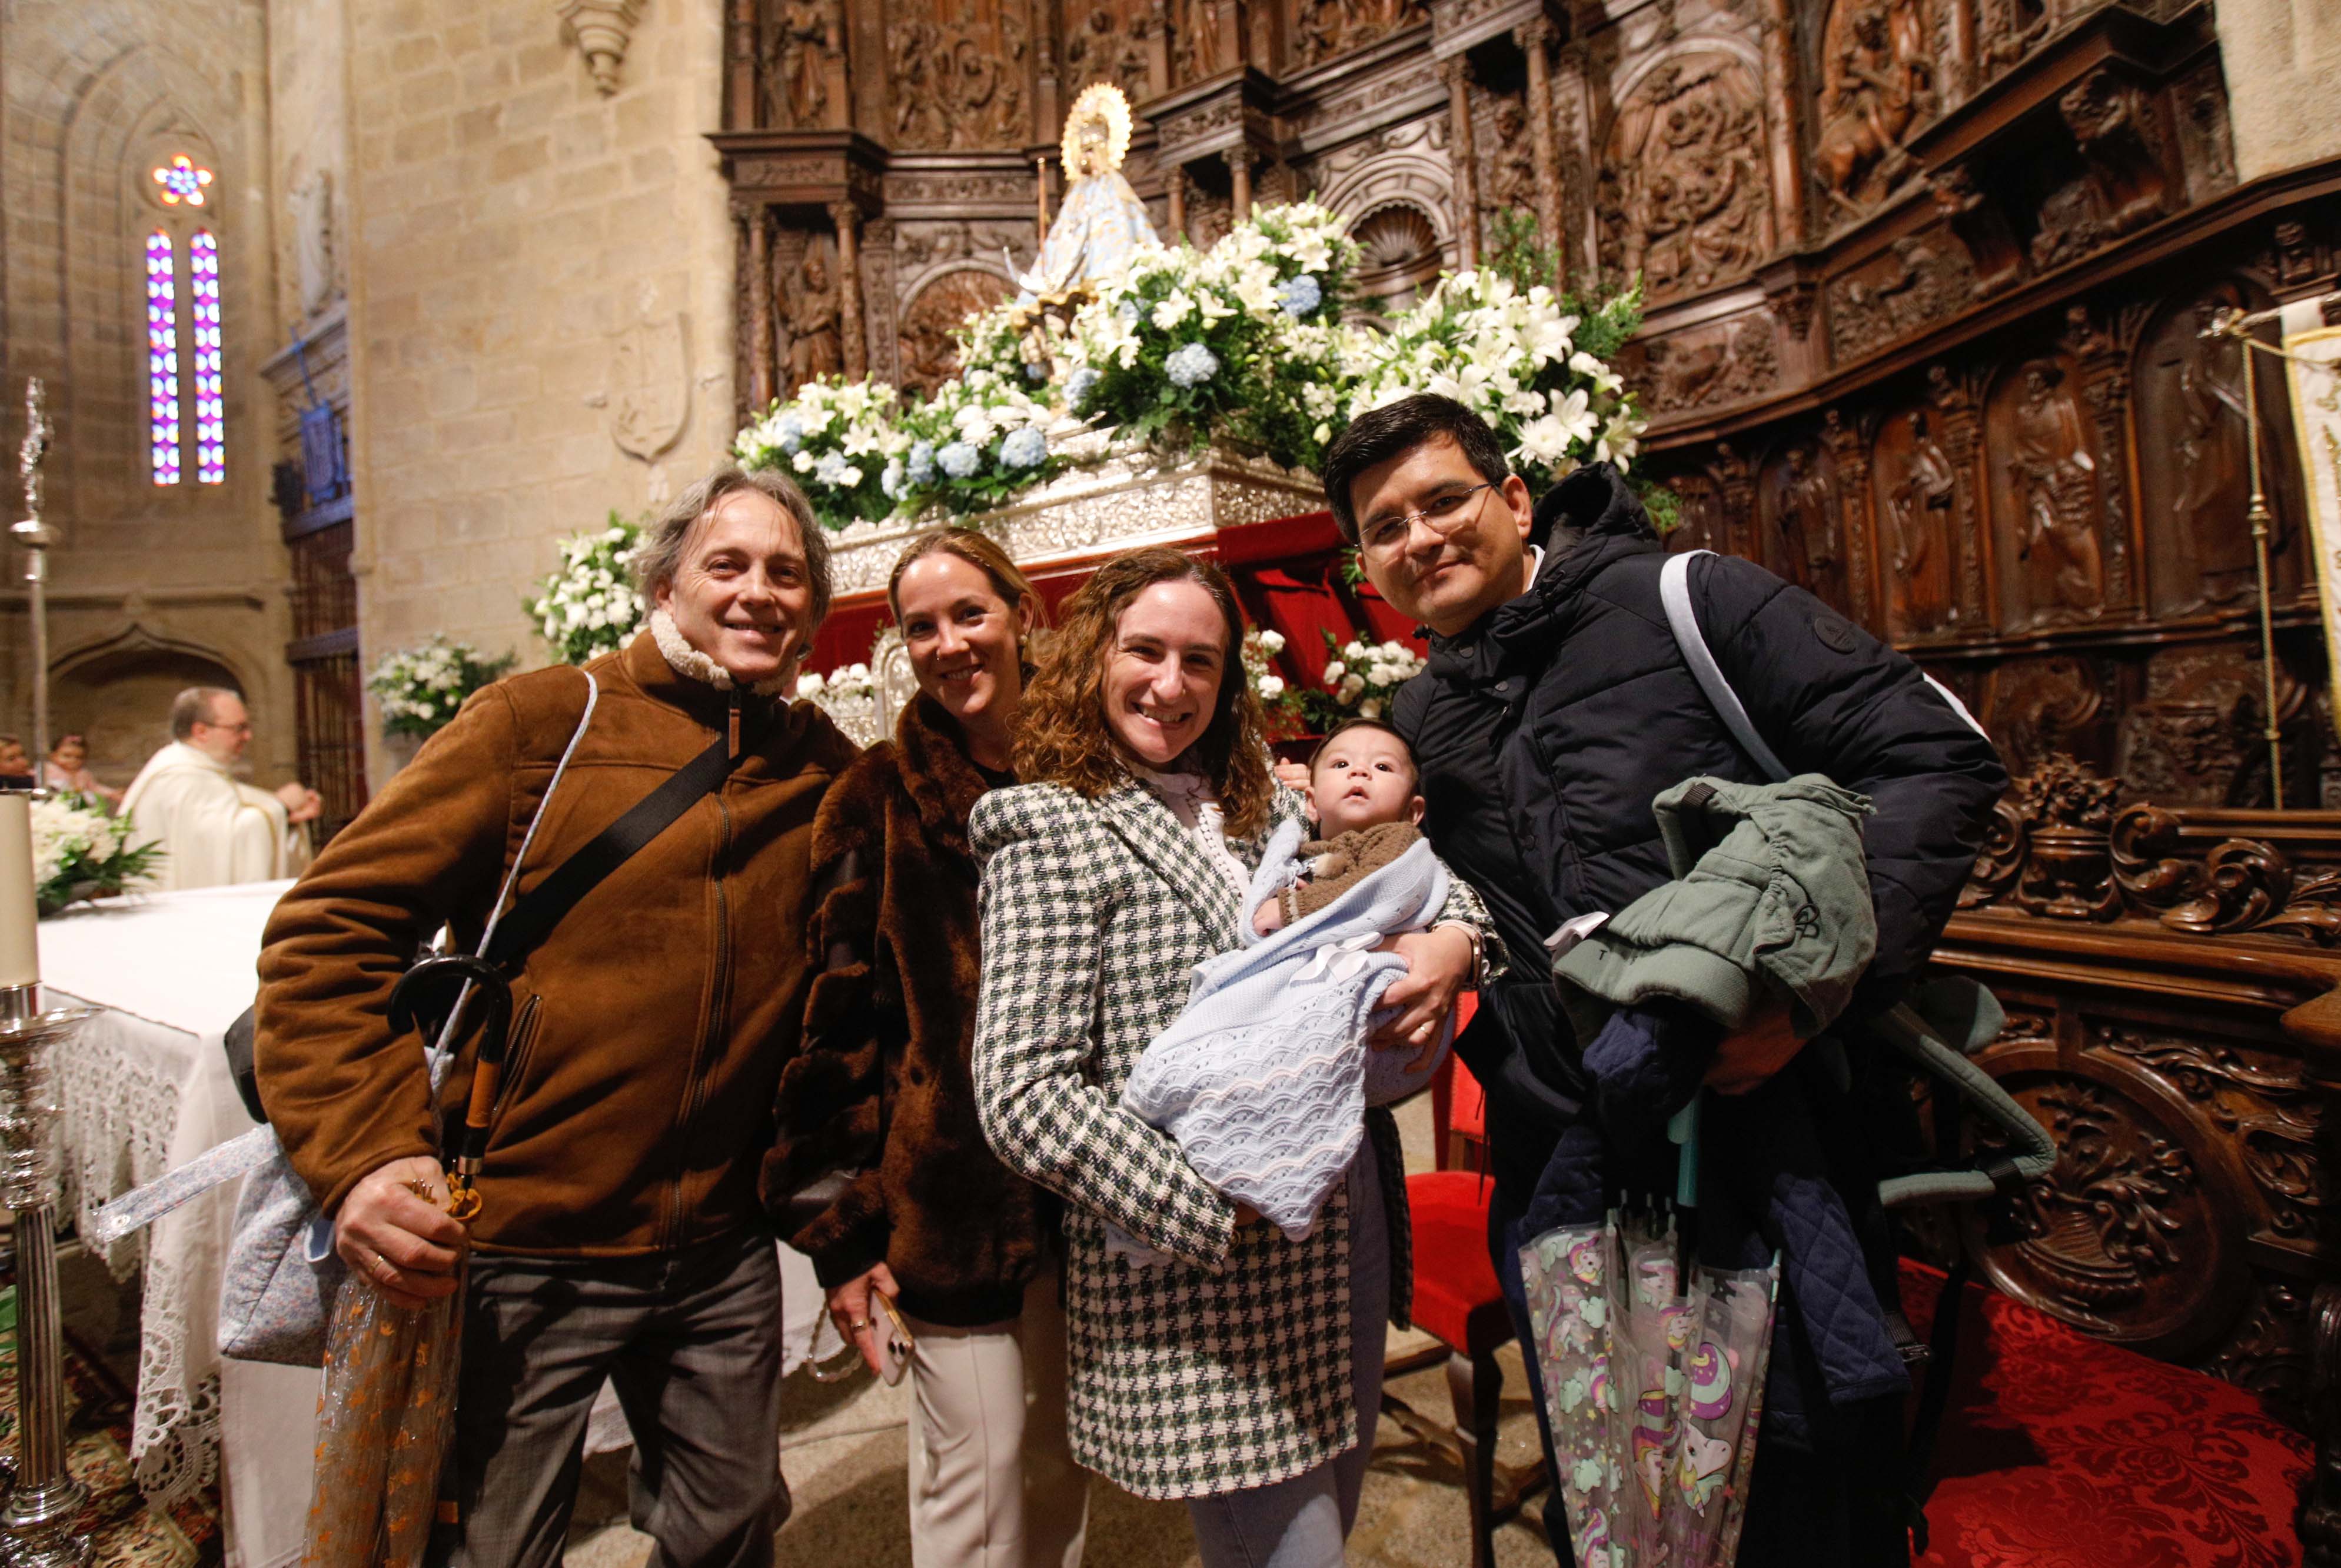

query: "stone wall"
left=0, top=0, right=297, bottom=788
left=2217, top=0, right=2341, bottom=182
left=340, top=0, right=736, bottom=781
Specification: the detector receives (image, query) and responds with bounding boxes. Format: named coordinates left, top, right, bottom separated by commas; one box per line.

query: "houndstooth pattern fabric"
left=971, top=778, right=1492, bottom=1500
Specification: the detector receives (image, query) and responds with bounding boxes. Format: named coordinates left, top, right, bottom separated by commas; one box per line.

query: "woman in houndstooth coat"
left=970, top=549, right=1498, bottom=1563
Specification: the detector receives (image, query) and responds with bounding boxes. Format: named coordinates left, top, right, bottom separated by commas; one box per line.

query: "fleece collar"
left=649, top=607, right=796, bottom=698
left=893, top=694, right=999, bottom=861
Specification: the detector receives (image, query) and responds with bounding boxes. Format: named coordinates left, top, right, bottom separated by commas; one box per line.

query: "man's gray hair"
left=169, top=686, right=239, bottom=740
left=632, top=465, right=834, bottom=634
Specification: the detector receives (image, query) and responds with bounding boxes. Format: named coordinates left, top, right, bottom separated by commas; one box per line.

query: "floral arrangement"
left=795, top=663, right=876, bottom=702
left=1064, top=202, right=1361, bottom=472
left=33, top=792, right=161, bottom=916
left=1241, top=627, right=1305, bottom=738
left=1348, top=271, right=1648, bottom=493
left=886, top=368, right=1062, bottom=517
left=795, top=660, right=883, bottom=745
left=367, top=637, right=516, bottom=741
left=733, top=377, right=906, bottom=530
left=1303, top=634, right=1426, bottom=728
left=530, top=512, right=647, bottom=665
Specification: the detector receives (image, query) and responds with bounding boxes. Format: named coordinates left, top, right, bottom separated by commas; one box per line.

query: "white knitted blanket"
left=1113, top=818, right=1451, bottom=1257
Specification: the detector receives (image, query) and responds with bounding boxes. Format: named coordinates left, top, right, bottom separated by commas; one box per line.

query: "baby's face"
left=1308, top=727, right=1422, bottom=839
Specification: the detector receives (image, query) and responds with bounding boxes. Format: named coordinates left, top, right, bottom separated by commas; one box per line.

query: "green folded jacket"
left=1551, top=773, right=1877, bottom=1041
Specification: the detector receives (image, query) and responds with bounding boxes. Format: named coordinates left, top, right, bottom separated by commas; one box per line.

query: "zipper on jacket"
left=663, top=761, right=734, bottom=1249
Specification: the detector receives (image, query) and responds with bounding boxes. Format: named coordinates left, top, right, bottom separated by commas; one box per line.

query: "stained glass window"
left=146, top=231, right=181, bottom=485
left=151, top=154, right=213, bottom=208
left=189, top=231, right=225, bottom=484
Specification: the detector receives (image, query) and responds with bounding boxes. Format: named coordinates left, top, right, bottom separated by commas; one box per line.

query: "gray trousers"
left=431, top=1228, right=789, bottom=1568
left=1185, top=1149, right=1389, bottom=1568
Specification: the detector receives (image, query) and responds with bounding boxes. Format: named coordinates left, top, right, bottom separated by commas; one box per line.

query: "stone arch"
left=1345, top=201, right=1445, bottom=317
left=50, top=624, right=250, bottom=785
left=894, top=266, right=1015, bottom=396
left=1314, top=121, right=1458, bottom=271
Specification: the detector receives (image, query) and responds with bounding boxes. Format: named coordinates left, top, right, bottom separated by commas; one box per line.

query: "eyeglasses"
left=1356, top=482, right=1497, bottom=559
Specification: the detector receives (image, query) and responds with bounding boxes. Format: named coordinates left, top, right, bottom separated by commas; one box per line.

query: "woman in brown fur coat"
left=764, top=528, right=1088, bottom=1567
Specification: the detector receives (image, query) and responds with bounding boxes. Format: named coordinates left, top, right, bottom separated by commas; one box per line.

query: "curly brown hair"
left=1012, top=547, right=1274, bottom=837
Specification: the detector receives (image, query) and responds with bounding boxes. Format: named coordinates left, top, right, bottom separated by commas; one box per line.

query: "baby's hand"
left=1252, top=898, right=1286, bottom=936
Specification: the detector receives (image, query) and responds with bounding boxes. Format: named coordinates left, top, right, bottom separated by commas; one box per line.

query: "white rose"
left=1358, top=698, right=1383, bottom=721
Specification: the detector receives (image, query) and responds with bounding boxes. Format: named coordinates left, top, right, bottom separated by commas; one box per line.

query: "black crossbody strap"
left=483, top=733, right=736, bottom=968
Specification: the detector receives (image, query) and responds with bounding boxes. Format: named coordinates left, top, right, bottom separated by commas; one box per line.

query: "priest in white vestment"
left=121, top=687, right=319, bottom=891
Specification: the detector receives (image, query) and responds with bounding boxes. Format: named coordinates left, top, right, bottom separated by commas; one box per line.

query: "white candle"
left=0, top=794, right=38, bottom=987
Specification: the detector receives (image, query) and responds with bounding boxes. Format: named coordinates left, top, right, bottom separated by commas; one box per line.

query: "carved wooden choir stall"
left=719, top=0, right=2341, bottom=1554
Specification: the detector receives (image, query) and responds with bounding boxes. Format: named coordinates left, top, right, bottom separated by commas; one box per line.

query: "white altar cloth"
left=37, top=878, right=849, bottom=1568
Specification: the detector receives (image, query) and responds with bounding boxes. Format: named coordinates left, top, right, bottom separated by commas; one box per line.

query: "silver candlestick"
left=0, top=978, right=94, bottom=1568
left=13, top=382, right=52, bottom=780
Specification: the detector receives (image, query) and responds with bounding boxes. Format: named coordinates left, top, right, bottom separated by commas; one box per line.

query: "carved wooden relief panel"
left=1622, top=312, right=1781, bottom=418
left=1964, top=1031, right=2253, bottom=1360
left=2117, top=645, right=2279, bottom=809
left=1757, top=437, right=1851, bottom=611
left=1979, top=656, right=2106, bottom=778
left=1828, top=232, right=1976, bottom=364
left=1869, top=402, right=1966, bottom=638
left=1061, top=0, right=1156, bottom=102
left=779, top=232, right=843, bottom=394
left=1984, top=354, right=2106, bottom=630
left=2132, top=278, right=2306, bottom=618
left=1285, top=0, right=1426, bottom=73
left=896, top=267, right=1013, bottom=395
left=1595, top=51, right=1772, bottom=305
left=1813, top=0, right=1937, bottom=225
left=886, top=0, right=1031, bottom=149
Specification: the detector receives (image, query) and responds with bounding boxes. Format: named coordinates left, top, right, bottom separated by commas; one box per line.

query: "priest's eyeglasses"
left=1358, top=482, right=1496, bottom=559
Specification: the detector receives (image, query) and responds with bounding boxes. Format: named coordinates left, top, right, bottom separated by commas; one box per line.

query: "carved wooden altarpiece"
left=710, top=1, right=2341, bottom=1541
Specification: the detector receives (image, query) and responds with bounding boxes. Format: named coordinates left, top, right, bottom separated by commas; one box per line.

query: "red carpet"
left=1901, top=1260, right=2308, bottom=1568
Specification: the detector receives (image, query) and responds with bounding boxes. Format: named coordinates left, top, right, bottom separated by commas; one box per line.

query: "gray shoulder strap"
left=1658, top=550, right=1790, bottom=784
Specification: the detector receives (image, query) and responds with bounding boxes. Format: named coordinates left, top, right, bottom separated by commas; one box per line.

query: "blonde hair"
left=886, top=527, right=1048, bottom=638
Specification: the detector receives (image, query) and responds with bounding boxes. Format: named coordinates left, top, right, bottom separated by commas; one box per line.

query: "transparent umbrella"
left=1519, top=1213, right=1780, bottom=1568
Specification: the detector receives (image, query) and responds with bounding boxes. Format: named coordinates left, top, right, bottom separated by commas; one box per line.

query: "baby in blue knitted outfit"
left=1112, top=720, right=1459, bottom=1260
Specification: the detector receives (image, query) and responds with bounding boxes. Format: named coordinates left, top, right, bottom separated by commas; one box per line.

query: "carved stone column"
left=1927, top=362, right=1988, bottom=627
left=2064, top=305, right=2137, bottom=611
left=726, top=0, right=759, bottom=129
left=1516, top=16, right=1564, bottom=262
left=862, top=215, right=900, bottom=386
left=1168, top=165, right=1188, bottom=241
left=820, top=0, right=850, bottom=129
left=1442, top=56, right=1479, bottom=269
left=1824, top=408, right=1878, bottom=630
left=1714, top=443, right=1758, bottom=560
left=1229, top=145, right=1254, bottom=222
left=1761, top=0, right=1805, bottom=252
left=829, top=201, right=866, bottom=383
left=742, top=201, right=776, bottom=411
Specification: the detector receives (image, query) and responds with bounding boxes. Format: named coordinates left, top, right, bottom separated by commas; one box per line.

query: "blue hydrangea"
left=773, top=413, right=805, bottom=455
left=1278, top=274, right=1324, bottom=317
left=1165, top=342, right=1221, bottom=388
left=1022, top=360, right=1048, bottom=383
left=1065, top=365, right=1102, bottom=410
left=906, top=440, right=937, bottom=487
left=937, top=441, right=982, bottom=479
left=1116, top=297, right=1140, bottom=322
left=813, top=450, right=853, bottom=487
left=880, top=457, right=906, bottom=501
left=999, top=427, right=1048, bottom=470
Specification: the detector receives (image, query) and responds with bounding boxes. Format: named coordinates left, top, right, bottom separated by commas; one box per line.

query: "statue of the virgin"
left=1013, top=84, right=1162, bottom=306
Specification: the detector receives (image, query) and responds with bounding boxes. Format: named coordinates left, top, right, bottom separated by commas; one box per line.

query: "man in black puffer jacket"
left=1319, top=395, right=2007, bottom=1566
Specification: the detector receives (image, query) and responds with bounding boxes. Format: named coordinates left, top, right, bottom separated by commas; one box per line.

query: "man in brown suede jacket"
left=255, top=467, right=857, bottom=1568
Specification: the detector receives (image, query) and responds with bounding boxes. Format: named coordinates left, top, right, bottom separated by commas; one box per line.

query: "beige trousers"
left=902, top=1269, right=1090, bottom=1568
